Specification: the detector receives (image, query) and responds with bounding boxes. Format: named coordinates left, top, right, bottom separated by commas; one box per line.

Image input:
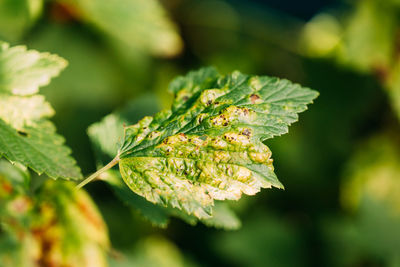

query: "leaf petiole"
left=76, top=155, right=120, bottom=189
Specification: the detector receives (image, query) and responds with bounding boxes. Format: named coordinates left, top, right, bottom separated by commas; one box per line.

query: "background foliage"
left=1, top=0, right=399, bottom=266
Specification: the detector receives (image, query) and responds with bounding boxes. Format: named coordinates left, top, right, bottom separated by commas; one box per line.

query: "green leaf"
left=0, top=42, right=82, bottom=180
left=87, top=96, right=241, bottom=229
left=113, top=67, right=318, bottom=219
left=0, top=119, right=82, bottom=179
left=61, top=0, right=183, bottom=57
left=325, top=133, right=400, bottom=266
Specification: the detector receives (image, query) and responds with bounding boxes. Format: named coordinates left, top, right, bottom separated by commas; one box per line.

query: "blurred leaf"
left=300, top=13, right=341, bottom=57
left=0, top=175, right=109, bottom=267
left=0, top=43, right=82, bottom=180
left=337, top=0, right=397, bottom=72
left=200, top=202, right=241, bottom=230
left=116, top=67, right=318, bottom=219
left=61, top=0, right=183, bottom=57
left=302, top=0, right=397, bottom=73
left=341, top=133, right=400, bottom=215
left=88, top=95, right=241, bottom=229
left=324, top=198, right=400, bottom=267
left=386, top=61, right=400, bottom=120
left=36, top=181, right=109, bottom=266
left=109, top=236, right=196, bottom=267
left=0, top=0, right=43, bottom=42
left=324, top=133, right=400, bottom=266
left=213, top=213, right=305, bottom=267
left=0, top=160, right=31, bottom=224
left=301, top=1, right=400, bottom=121
left=0, top=159, right=30, bottom=193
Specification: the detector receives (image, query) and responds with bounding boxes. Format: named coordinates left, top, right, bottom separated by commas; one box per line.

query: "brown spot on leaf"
left=17, top=130, right=28, bottom=137
left=250, top=94, right=260, bottom=104
left=2, top=181, right=12, bottom=194
left=241, top=128, right=251, bottom=137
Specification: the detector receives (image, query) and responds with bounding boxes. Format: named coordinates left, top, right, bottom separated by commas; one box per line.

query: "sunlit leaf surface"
left=116, top=67, right=318, bottom=218
left=88, top=97, right=241, bottom=229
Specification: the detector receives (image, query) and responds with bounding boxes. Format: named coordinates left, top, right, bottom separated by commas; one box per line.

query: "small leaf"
left=115, top=67, right=318, bottom=219
left=0, top=42, right=82, bottom=180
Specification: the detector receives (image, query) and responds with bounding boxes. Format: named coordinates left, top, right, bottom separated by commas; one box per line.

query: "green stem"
left=76, top=155, right=120, bottom=189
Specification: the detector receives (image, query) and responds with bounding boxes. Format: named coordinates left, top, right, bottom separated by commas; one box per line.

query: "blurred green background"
left=1, top=0, right=400, bottom=266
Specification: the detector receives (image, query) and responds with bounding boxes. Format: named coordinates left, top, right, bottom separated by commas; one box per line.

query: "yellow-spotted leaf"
left=81, top=67, right=318, bottom=219
left=87, top=98, right=241, bottom=229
